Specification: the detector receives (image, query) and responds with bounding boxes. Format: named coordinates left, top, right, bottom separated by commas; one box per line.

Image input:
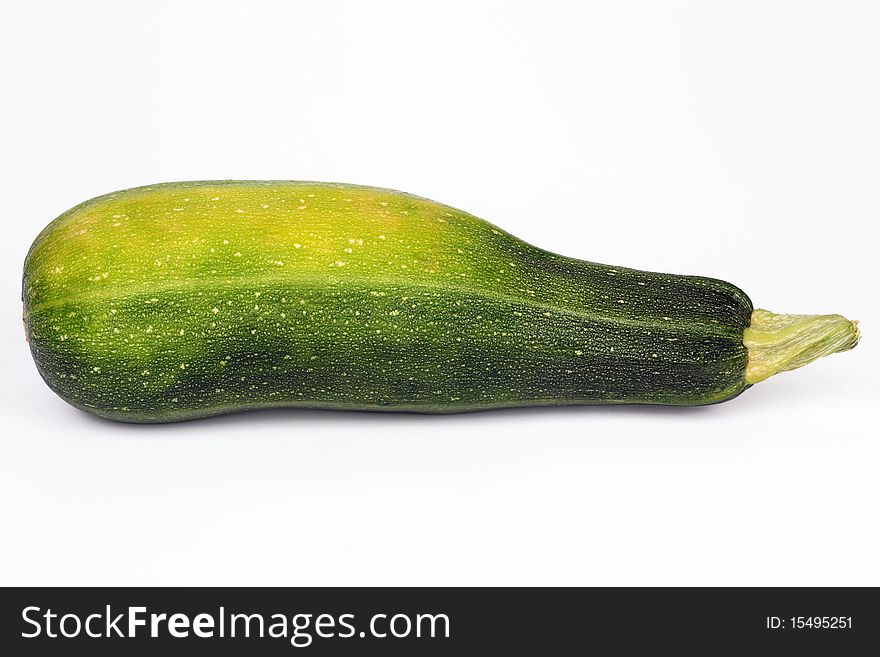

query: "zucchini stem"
left=743, top=309, right=860, bottom=384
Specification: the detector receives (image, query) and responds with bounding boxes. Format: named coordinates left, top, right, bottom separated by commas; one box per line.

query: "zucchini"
left=23, top=181, right=859, bottom=422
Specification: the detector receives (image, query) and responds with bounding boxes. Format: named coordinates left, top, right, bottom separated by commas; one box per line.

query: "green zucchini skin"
left=23, top=181, right=752, bottom=422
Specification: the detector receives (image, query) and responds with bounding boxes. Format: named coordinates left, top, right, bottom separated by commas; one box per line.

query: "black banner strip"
left=1, top=587, right=876, bottom=655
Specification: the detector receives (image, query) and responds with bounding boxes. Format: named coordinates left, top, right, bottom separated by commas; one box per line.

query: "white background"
left=1, top=1, right=878, bottom=586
